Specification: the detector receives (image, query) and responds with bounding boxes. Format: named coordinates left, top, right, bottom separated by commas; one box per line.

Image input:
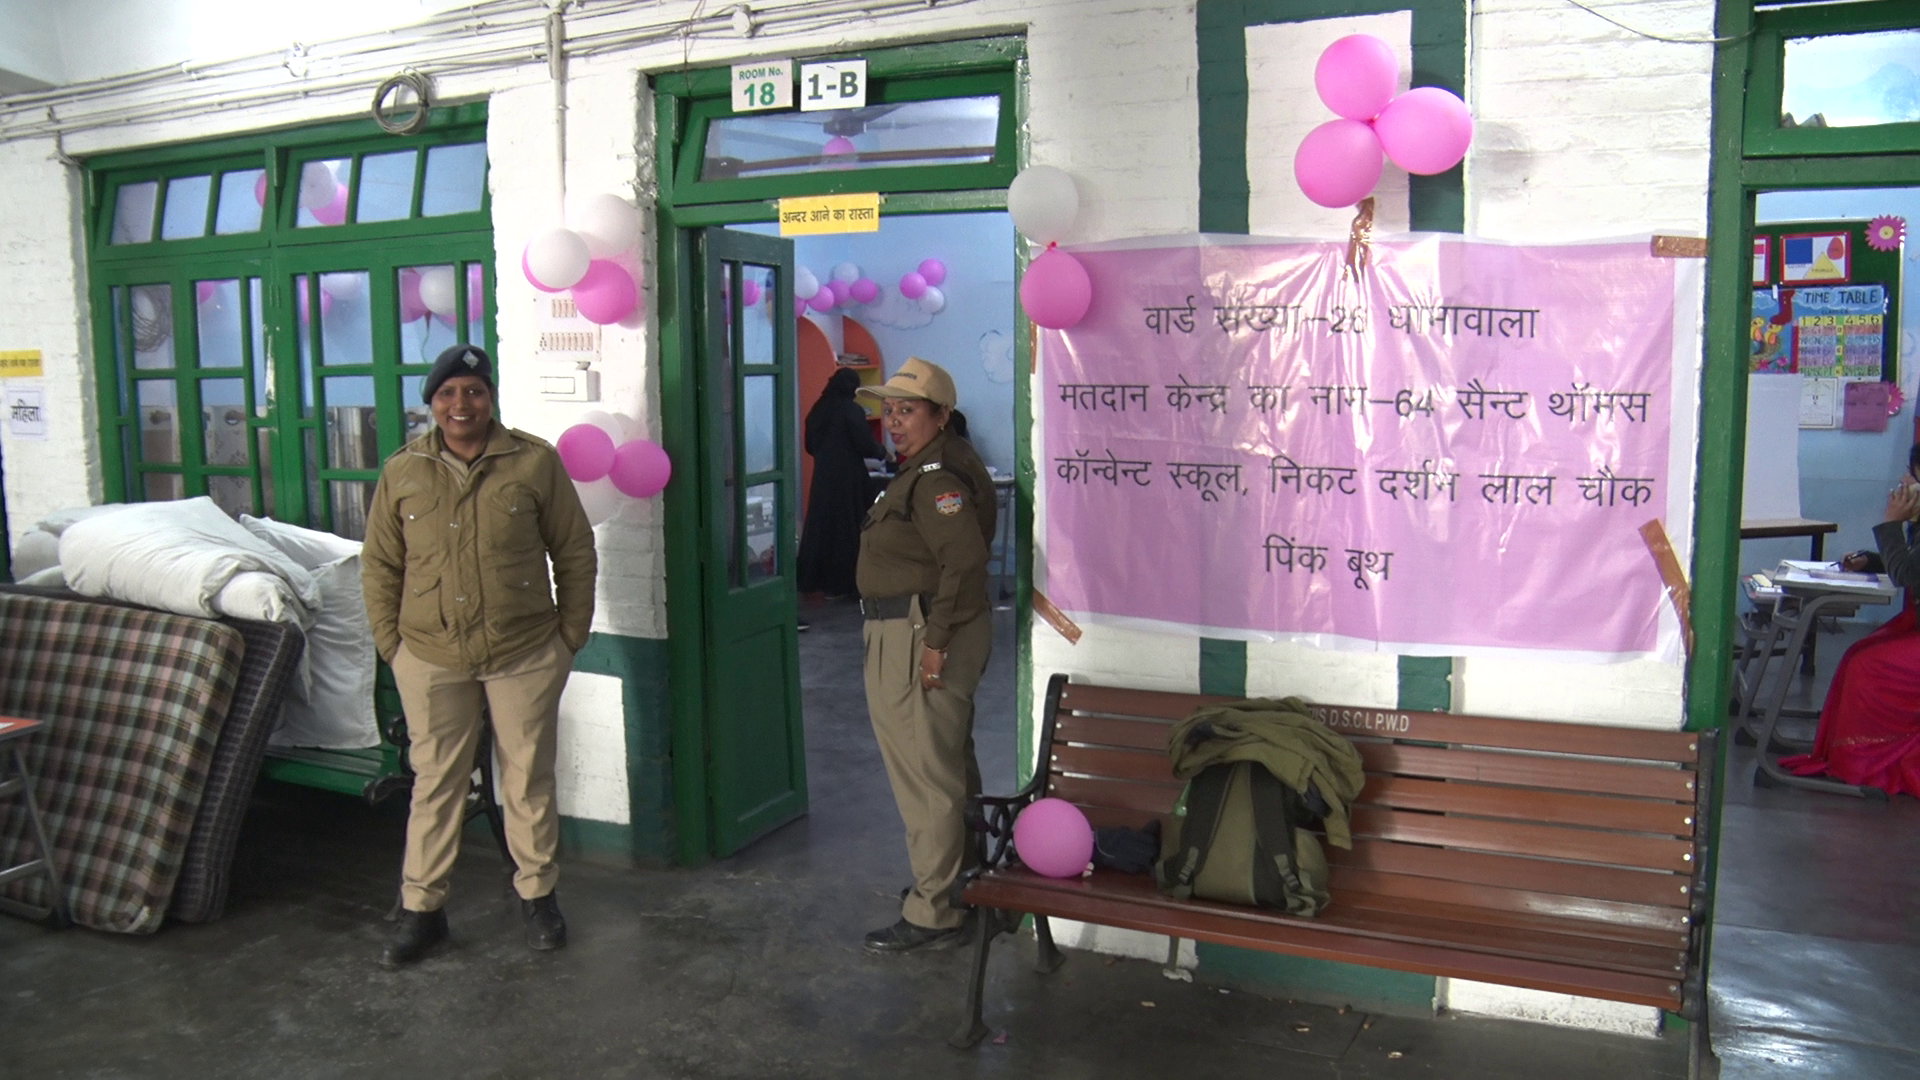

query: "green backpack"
left=1155, top=760, right=1332, bottom=917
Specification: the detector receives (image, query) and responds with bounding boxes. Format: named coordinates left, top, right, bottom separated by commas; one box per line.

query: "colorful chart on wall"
left=1781, top=231, right=1850, bottom=283
left=1752, top=289, right=1796, bottom=373
left=1751, top=218, right=1902, bottom=384
left=1792, top=285, right=1885, bottom=378
left=1039, top=234, right=1696, bottom=662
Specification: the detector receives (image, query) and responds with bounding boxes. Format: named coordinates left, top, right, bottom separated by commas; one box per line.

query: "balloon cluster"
left=555, top=411, right=672, bottom=527
left=1011, top=166, right=1091, bottom=330
left=252, top=161, right=350, bottom=225
left=1293, top=34, right=1474, bottom=209
left=396, top=265, right=484, bottom=326
left=786, top=259, right=949, bottom=319
left=522, top=194, right=645, bottom=325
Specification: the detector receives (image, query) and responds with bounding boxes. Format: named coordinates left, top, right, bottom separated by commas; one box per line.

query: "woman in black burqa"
left=798, top=368, right=887, bottom=597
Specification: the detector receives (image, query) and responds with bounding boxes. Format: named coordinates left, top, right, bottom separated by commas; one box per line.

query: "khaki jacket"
left=856, top=430, right=995, bottom=650
left=362, top=424, right=597, bottom=671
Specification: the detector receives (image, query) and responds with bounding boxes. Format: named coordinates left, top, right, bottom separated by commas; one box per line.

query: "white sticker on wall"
left=731, top=59, right=793, bottom=113
left=799, top=60, right=867, bottom=112
left=6, top=384, right=46, bottom=440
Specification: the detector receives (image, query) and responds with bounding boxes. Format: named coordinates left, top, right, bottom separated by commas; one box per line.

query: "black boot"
left=523, top=892, right=567, bottom=951
left=380, top=908, right=448, bottom=969
left=863, top=918, right=968, bottom=953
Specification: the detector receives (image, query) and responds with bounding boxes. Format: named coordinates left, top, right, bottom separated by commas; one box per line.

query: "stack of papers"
left=1773, top=561, right=1897, bottom=599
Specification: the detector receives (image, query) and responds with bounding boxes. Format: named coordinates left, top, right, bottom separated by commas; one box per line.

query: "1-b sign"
left=800, top=60, right=867, bottom=112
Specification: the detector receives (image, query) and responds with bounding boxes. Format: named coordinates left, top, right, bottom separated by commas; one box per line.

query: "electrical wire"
left=1557, top=0, right=1753, bottom=46
left=371, top=70, right=433, bottom=134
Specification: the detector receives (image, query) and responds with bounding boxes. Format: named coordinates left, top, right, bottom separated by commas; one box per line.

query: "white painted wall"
left=0, top=0, right=1719, bottom=1034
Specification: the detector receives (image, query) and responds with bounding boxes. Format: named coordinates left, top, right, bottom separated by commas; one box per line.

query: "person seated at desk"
left=1781, top=446, right=1920, bottom=797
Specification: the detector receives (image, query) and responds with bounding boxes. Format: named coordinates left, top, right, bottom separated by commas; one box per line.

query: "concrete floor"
left=1, top=603, right=1914, bottom=1078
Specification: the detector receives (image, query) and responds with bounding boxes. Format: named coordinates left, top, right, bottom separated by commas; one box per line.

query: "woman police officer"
left=854, top=357, right=998, bottom=953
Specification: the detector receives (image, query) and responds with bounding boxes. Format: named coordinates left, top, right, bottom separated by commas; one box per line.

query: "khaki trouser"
left=391, top=635, right=573, bottom=911
left=864, top=598, right=993, bottom=930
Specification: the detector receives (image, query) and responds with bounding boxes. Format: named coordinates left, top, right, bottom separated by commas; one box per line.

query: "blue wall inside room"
left=1744, top=188, right=1920, bottom=599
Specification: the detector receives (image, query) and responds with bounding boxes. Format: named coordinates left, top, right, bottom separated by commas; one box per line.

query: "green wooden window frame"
left=661, top=36, right=1022, bottom=207
left=1198, top=0, right=1468, bottom=235
left=1742, top=0, right=1920, bottom=159
left=85, top=105, right=495, bottom=539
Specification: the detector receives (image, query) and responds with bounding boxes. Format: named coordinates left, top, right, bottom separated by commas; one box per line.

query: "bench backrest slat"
left=1354, top=742, right=1698, bottom=802
left=1351, top=806, right=1696, bottom=874
left=1360, top=776, right=1697, bottom=836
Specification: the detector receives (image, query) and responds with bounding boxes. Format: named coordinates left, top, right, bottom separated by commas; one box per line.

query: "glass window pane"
left=740, top=263, right=777, bottom=367
left=420, top=142, right=488, bottom=217
left=398, top=265, right=461, bottom=367
left=215, top=169, right=266, bottom=235
left=702, top=96, right=1000, bottom=181
left=399, top=377, right=433, bottom=440
left=131, top=285, right=175, bottom=370
left=200, top=378, right=248, bottom=465
left=465, top=263, right=486, bottom=343
left=294, top=276, right=316, bottom=415
left=319, top=271, right=372, bottom=366
left=249, top=278, right=269, bottom=412
left=159, top=175, right=212, bottom=240
left=137, top=380, right=180, bottom=463
left=324, top=376, right=380, bottom=470
left=357, top=150, right=418, bottom=222
left=208, top=475, right=252, bottom=519
left=1783, top=30, right=1920, bottom=128
left=744, top=374, right=776, bottom=476
left=255, top=428, right=276, bottom=519
left=111, top=181, right=159, bottom=245
left=330, top=480, right=375, bottom=541
left=193, top=279, right=242, bottom=369
left=294, top=158, right=352, bottom=228
left=744, top=482, right=778, bottom=584
left=143, top=472, right=185, bottom=502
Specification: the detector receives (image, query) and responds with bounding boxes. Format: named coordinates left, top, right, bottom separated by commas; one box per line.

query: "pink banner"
left=1042, top=236, right=1677, bottom=656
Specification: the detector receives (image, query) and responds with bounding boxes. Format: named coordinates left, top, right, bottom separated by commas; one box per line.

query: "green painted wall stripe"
left=1396, top=655, right=1452, bottom=712
left=572, top=630, right=675, bottom=863
left=1198, top=638, right=1248, bottom=697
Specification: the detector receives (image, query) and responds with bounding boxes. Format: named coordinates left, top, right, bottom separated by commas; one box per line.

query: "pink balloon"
left=399, top=269, right=428, bottom=323
left=466, top=265, right=485, bottom=322
left=1315, top=34, right=1400, bottom=122
left=741, top=279, right=762, bottom=307
left=899, top=272, right=928, bottom=300
left=572, top=260, right=638, bottom=325
left=1019, top=247, right=1092, bottom=330
left=1373, top=86, right=1473, bottom=175
left=556, top=423, right=617, bottom=482
left=807, top=287, right=837, bottom=314
left=1012, top=797, right=1093, bottom=879
left=822, top=136, right=857, bottom=156
left=311, top=182, right=349, bottom=226
left=253, top=172, right=267, bottom=208
left=297, top=285, right=334, bottom=325
left=828, top=279, right=852, bottom=306
left=917, top=258, right=947, bottom=287
left=523, top=247, right=564, bottom=293
left=195, top=281, right=218, bottom=304
left=849, top=277, right=879, bottom=304
left=608, top=438, right=672, bottom=498
left=1293, top=118, right=1385, bottom=208
left=794, top=296, right=807, bottom=319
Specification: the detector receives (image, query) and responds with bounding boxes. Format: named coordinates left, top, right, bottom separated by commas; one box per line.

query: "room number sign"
left=799, top=60, right=867, bottom=112
left=730, top=59, right=793, bottom=113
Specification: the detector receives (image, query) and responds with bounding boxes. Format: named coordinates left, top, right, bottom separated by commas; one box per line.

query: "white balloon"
left=526, top=228, right=591, bottom=290
left=578, top=409, right=635, bottom=444
left=569, top=193, right=641, bottom=259
left=1007, top=165, right=1080, bottom=245
left=299, top=162, right=337, bottom=210
left=794, top=266, right=819, bottom=299
left=574, top=477, right=623, bottom=527
left=319, top=272, right=364, bottom=300
left=418, top=266, right=458, bottom=317
left=917, top=285, right=946, bottom=314
left=832, top=261, right=861, bottom=284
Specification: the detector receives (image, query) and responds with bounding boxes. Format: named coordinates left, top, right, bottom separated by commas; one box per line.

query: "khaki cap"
left=857, top=356, right=957, bottom=408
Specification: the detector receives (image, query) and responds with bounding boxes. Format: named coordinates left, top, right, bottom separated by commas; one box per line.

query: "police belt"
left=859, top=594, right=928, bottom=620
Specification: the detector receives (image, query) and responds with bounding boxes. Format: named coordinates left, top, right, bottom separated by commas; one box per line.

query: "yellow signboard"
left=778, top=193, right=881, bottom=236
left=0, top=350, right=42, bottom=378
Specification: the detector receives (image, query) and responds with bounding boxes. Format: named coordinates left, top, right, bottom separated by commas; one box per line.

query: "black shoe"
left=523, top=892, right=567, bottom=951
left=863, top=918, right=968, bottom=954
left=380, top=908, right=448, bottom=969
left=797, top=619, right=812, bottom=632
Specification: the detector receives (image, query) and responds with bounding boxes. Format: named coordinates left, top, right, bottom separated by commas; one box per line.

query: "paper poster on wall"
left=1799, top=376, right=1839, bottom=428
left=1843, top=379, right=1893, bottom=432
left=1041, top=235, right=1684, bottom=660
left=1791, top=284, right=1885, bottom=378
left=5, top=384, right=47, bottom=440
left=1753, top=237, right=1771, bottom=285
left=1780, top=232, right=1850, bottom=283
left=1751, top=289, right=1795, bottom=373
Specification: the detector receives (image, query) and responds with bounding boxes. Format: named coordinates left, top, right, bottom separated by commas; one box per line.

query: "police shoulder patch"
left=934, top=491, right=964, bottom=516
left=919, top=462, right=944, bottom=474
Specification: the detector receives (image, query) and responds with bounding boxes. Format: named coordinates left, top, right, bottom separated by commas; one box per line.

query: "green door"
left=695, top=227, right=807, bottom=855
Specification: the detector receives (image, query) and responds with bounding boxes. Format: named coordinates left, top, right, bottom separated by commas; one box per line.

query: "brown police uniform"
left=857, top=425, right=996, bottom=930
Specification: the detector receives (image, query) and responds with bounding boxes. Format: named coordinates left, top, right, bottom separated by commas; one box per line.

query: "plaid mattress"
left=0, top=591, right=243, bottom=932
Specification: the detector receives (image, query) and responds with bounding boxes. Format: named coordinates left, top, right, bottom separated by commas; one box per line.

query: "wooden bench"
left=955, top=675, right=1717, bottom=1075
